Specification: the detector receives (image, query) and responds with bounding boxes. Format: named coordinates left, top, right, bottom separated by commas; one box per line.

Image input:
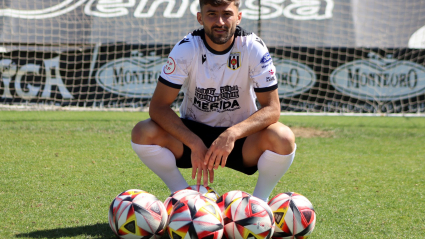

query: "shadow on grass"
left=14, top=223, right=116, bottom=239
left=14, top=223, right=171, bottom=239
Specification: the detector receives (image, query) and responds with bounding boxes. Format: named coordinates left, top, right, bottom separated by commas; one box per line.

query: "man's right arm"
left=149, top=81, right=212, bottom=186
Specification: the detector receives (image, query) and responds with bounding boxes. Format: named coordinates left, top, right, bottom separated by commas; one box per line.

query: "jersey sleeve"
left=248, top=36, right=278, bottom=92
left=158, top=36, right=195, bottom=89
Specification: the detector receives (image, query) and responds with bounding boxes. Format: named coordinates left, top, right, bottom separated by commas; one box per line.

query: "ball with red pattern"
left=223, top=195, right=275, bottom=239
left=108, top=189, right=167, bottom=239
left=187, top=185, right=220, bottom=201
left=268, top=192, right=316, bottom=239
left=164, top=189, right=201, bottom=217
left=167, top=194, right=224, bottom=239
left=216, top=190, right=252, bottom=214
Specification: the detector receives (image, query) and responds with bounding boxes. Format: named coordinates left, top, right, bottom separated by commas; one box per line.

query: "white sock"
left=253, top=144, right=296, bottom=202
left=131, top=142, right=189, bottom=193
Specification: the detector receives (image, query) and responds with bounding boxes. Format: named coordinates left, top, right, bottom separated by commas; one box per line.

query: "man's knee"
left=132, top=119, right=184, bottom=159
left=262, top=123, right=295, bottom=155
left=131, top=119, right=164, bottom=145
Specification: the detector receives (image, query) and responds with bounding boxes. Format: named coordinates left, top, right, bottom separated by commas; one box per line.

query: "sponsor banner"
left=273, top=58, right=317, bottom=98
left=0, top=0, right=334, bottom=20
left=330, top=52, right=425, bottom=101
left=0, top=50, right=91, bottom=105
left=0, top=0, right=337, bottom=46
left=0, top=44, right=173, bottom=106
left=0, top=0, right=424, bottom=47
left=1, top=46, right=425, bottom=113
left=271, top=47, right=425, bottom=113
left=94, top=45, right=168, bottom=98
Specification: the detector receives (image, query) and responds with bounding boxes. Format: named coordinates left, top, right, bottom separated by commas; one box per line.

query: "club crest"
left=227, top=52, right=241, bottom=70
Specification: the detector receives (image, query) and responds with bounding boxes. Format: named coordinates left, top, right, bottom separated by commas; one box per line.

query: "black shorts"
left=176, top=118, right=258, bottom=175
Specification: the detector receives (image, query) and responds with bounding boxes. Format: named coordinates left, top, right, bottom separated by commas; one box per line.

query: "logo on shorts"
left=228, top=52, right=241, bottom=70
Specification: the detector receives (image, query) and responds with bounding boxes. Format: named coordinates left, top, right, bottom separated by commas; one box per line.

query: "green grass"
left=0, top=111, right=424, bottom=238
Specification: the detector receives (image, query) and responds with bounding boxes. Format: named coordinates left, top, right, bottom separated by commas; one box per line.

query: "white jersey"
left=159, top=26, right=278, bottom=127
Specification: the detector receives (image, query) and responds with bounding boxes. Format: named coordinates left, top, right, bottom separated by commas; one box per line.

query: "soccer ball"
left=216, top=190, right=252, bottom=214
left=268, top=192, right=316, bottom=239
left=108, top=189, right=168, bottom=239
left=187, top=185, right=220, bottom=201
left=167, top=194, right=224, bottom=239
left=164, top=189, right=201, bottom=216
left=223, top=195, right=275, bottom=239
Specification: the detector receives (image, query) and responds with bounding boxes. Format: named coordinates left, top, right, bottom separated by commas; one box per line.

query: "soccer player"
left=131, top=0, right=296, bottom=202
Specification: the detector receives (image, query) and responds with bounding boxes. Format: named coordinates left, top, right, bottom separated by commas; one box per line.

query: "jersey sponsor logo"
left=262, top=63, right=272, bottom=69
left=193, top=85, right=241, bottom=112
left=202, top=54, right=207, bottom=64
left=260, top=53, right=272, bottom=64
left=178, top=38, right=190, bottom=45
left=266, top=76, right=276, bottom=82
left=330, top=52, right=425, bottom=101
left=255, top=37, right=265, bottom=47
left=163, top=57, right=176, bottom=74
left=227, top=52, right=241, bottom=70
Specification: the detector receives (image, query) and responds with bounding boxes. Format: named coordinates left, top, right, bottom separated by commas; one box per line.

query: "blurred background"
left=1, top=0, right=424, bottom=114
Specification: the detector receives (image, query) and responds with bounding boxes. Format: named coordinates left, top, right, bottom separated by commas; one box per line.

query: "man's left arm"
left=204, top=88, right=281, bottom=170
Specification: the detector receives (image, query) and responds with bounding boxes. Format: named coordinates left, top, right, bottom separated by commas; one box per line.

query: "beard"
left=205, top=25, right=236, bottom=45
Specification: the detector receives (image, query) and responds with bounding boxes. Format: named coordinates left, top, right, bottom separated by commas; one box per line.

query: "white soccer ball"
left=164, top=189, right=201, bottom=217
left=168, top=194, right=224, bottom=239
left=216, top=190, right=252, bottom=214
left=223, top=195, right=275, bottom=239
left=187, top=185, right=220, bottom=201
left=268, top=192, right=316, bottom=239
left=108, top=189, right=168, bottom=239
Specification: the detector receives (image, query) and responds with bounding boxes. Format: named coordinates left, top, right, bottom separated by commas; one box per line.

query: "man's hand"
left=191, top=142, right=213, bottom=187
left=204, top=129, right=236, bottom=171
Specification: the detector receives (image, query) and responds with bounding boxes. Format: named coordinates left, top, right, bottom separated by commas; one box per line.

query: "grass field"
left=1, top=111, right=424, bottom=239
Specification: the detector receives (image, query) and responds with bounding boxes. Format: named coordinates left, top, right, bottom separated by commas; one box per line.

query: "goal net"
left=1, top=0, right=424, bottom=114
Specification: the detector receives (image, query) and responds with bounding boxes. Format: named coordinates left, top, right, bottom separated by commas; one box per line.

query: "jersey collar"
left=200, top=27, right=239, bottom=55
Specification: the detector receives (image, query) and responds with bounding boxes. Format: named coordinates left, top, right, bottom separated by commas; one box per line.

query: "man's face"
left=197, top=2, right=242, bottom=46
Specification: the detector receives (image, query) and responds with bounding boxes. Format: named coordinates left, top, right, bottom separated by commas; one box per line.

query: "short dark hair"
left=199, top=0, right=240, bottom=9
